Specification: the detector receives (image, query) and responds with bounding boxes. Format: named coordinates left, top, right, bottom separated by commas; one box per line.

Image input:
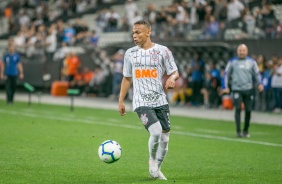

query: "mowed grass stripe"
left=1, top=108, right=282, bottom=148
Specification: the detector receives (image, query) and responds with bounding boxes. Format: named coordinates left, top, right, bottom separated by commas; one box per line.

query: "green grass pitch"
left=0, top=100, right=281, bottom=184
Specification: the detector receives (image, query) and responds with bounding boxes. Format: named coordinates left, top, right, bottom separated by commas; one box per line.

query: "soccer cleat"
left=157, top=170, right=167, bottom=180
left=149, top=159, right=158, bottom=178
left=243, top=132, right=250, bottom=138
left=237, top=132, right=243, bottom=138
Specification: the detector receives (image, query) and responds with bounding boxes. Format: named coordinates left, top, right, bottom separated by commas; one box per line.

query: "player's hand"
left=0, top=74, right=5, bottom=80
left=222, top=88, right=230, bottom=94
left=258, top=84, right=264, bottom=92
left=165, top=78, right=176, bottom=90
left=19, top=73, right=24, bottom=80
left=118, top=102, right=126, bottom=116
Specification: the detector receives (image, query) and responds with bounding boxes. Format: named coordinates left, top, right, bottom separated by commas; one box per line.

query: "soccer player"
left=0, top=45, right=24, bottom=105
left=118, top=20, right=179, bottom=180
left=223, top=44, right=263, bottom=138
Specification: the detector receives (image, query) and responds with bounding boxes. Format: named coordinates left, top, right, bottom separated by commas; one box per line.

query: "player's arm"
left=222, top=60, right=232, bottom=94
left=0, top=58, right=5, bottom=80
left=118, top=77, right=132, bottom=116
left=163, top=47, right=179, bottom=89
left=252, top=60, right=263, bottom=92
left=165, top=71, right=179, bottom=90
left=17, top=62, right=24, bottom=80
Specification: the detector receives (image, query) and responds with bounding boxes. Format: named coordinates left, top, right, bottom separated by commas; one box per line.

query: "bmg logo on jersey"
left=135, top=69, right=158, bottom=78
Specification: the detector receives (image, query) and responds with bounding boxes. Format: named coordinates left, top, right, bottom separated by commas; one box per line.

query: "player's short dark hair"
left=134, top=20, right=151, bottom=29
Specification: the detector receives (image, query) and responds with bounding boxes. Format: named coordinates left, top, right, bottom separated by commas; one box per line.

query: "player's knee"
left=148, top=121, right=162, bottom=136
left=161, top=132, right=170, bottom=143
left=160, top=132, right=170, bottom=150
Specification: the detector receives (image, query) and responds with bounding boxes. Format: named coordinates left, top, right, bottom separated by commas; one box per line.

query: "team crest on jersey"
left=150, top=49, right=160, bottom=61
left=140, top=114, right=148, bottom=125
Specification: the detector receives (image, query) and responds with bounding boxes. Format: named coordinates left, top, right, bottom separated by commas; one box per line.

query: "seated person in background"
left=89, top=30, right=99, bottom=47
left=86, top=65, right=106, bottom=96
left=201, top=16, right=219, bottom=39
left=165, top=73, right=192, bottom=106
left=69, top=67, right=94, bottom=95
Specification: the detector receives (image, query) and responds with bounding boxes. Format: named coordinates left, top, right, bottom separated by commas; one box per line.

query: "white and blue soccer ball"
left=98, top=140, right=122, bottom=163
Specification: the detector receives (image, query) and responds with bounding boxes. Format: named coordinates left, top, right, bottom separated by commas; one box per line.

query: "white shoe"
left=148, top=159, right=158, bottom=178
left=157, top=170, right=167, bottom=180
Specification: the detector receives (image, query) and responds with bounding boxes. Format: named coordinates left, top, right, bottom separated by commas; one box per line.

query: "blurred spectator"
left=69, top=66, right=94, bottom=94
left=168, top=74, right=188, bottom=106
left=257, top=54, right=267, bottom=73
left=201, top=16, right=219, bottom=39
left=87, top=65, right=107, bottom=96
left=203, top=61, right=222, bottom=108
left=227, top=0, right=245, bottom=28
left=63, top=52, right=81, bottom=82
left=18, top=10, right=31, bottom=28
left=242, top=8, right=257, bottom=37
left=261, top=60, right=274, bottom=111
left=275, top=23, right=282, bottom=38
left=45, top=27, right=58, bottom=62
left=105, top=9, right=120, bottom=32
left=271, top=57, right=282, bottom=113
left=75, top=20, right=89, bottom=44
left=129, top=12, right=143, bottom=28
left=14, top=31, right=26, bottom=55
left=214, top=0, right=227, bottom=22
left=62, top=23, right=76, bottom=45
left=125, top=0, right=138, bottom=27
left=96, top=8, right=108, bottom=32
left=54, top=42, right=70, bottom=60
left=109, top=49, right=124, bottom=100
left=73, top=18, right=83, bottom=36
left=76, top=0, right=88, bottom=13
left=256, top=1, right=277, bottom=38
left=89, top=30, right=99, bottom=47
left=191, top=52, right=205, bottom=105
left=195, top=0, right=207, bottom=28
left=119, top=17, right=130, bottom=31
left=56, top=19, right=65, bottom=45
left=155, top=7, right=168, bottom=39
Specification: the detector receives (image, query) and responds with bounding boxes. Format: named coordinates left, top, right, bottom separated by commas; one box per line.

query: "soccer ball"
left=98, top=140, right=122, bottom=163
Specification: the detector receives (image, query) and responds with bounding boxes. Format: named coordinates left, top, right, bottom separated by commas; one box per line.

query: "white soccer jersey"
left=123, top=43, right=178, bottom=111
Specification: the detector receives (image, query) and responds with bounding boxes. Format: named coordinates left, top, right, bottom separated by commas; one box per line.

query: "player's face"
left=9, top=46, right=15, bottom=53
left=237, top=45, right=248, bottom=59
left=132, top=24, right=150, bottom=47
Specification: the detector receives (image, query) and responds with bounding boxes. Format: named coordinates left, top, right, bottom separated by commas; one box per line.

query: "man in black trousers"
left=1, top=45, right=24, bottom=105
left=223, top=44, right=264, bottom=138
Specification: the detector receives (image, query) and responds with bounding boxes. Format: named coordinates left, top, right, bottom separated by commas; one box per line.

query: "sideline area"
left=0, top=92, right=281, bottom=126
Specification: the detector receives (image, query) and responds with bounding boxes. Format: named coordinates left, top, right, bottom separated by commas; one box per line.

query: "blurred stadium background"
left=0, top=0, right=282, bottom=112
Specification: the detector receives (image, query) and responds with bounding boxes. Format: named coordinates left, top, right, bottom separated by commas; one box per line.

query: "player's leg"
left=134, top=106, right=161, bottom=178
left=147, top=122, right=162, bottom=178
left=5, top=76, right=12, bottom=104
left=155, top=105, right=171, bottom=180
left=242, top=90, right=253, bottom=137
left=233, top=91, right=243, bottom=137
left=156, top=131, right=169, bottom=180
left=10, top=76, right=17, bottom=103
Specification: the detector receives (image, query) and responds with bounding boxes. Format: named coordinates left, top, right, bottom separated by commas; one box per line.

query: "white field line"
left=195, top=129, right=224, bottom=134
left=173, top=131, right=282, bottom=147
left=0, top=109, right=281, bottom=148
left=196, top=128, right=269, bottom=135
